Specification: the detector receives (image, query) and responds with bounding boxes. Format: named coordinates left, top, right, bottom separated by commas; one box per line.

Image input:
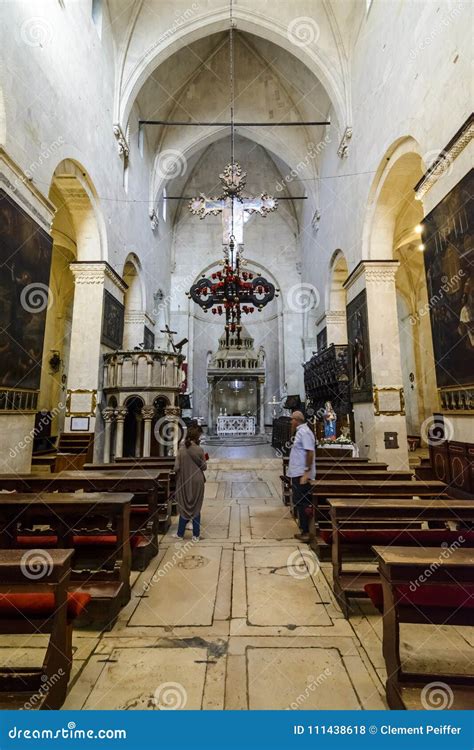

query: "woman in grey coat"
left=173, top=425, right=207, bottom=541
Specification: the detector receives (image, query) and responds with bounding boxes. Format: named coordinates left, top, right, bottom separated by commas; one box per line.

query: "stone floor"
left=3, top=458, right=472, bottom=710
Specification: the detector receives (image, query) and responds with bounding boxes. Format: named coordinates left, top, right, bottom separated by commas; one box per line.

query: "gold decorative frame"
left=66, top=389, right=97, bottom=417
left=373, top=386, right=406, bottom=416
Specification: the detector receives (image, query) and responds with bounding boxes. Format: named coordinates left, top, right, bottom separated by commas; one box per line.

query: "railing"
left=103, top=350, right=184, bottom=391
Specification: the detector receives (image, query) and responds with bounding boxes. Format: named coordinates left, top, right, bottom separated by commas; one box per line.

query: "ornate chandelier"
left=186, top=3, right=278, bottom=348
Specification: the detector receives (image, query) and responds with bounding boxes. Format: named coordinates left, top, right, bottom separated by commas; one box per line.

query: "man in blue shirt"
left=287, top=410, right=316, bottom=542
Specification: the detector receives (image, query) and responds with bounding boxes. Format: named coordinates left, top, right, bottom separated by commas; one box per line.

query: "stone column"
left=141, top=406, right=155, bottom=458
left=67, top=262, right=127, bottom=433
left=325, top=310, right=348, bottom=345
left=258, top=377, right=265, bottom=434
left=207, top=379, right=213, bottom=435
left=165, top=406, right=182, bottom=456
left=344, top=260, right=409, bottom=469
left=114, top=407, right=128, bottom=459
left=134, top=414, right=143, bottom=457
left=102, top=407, right=116, bottom=463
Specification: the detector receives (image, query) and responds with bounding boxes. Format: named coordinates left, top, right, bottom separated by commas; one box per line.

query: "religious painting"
left=422, top=169, right=474, bottom=388
left=347, top=289, right=373, bottom=403
left=101, top=290, right=124, bottom=349
left=143, top=326, right=155, bottom=349
left=0, top=190, right=53, bottom=391
left=317, top=327, right=327, bottom=351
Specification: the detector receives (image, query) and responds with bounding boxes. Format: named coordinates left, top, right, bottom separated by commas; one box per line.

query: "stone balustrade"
left=103, top=350, right=184, bottom=392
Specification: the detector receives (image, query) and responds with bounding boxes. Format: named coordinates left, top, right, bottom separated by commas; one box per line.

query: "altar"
left=217, top=415, right=256, bottom=436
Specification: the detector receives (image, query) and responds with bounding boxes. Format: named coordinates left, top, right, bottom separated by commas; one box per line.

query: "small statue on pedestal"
left=322, top=401, right=337, bottom=440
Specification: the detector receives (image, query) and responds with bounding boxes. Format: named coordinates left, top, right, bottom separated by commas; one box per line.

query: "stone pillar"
left=66, top=262, right=127, bottom=433
left=141, top=406, right=155, bottom=458
left=258, top=377, right=265, bottom=434
left=114, top=407, right=128, bottom=459
left=207, top=379, right=213, bottom=435
left=325, top=310, right=348, bottom=345
left=134, top=414, right=143, bottom=457
left=165, top=406, right=182, bottom=456
left=102, top=407, right=116, bottom=463
left=344, top=260, right=409, bottom=469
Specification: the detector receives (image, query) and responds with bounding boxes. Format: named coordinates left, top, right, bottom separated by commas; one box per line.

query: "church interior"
left=0, top=0, right=472, bottom=714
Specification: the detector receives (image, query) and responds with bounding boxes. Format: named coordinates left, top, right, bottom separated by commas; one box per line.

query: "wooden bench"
left=373, top=546, right=474, bottom=710
left=0, top=469, right=166, bottom=571
left=0, top=493, right=132, bottom=630
left=327, top=497, right=474, bottom=617
left=84, top=460, right=176, bottom=523
left=0, top=549, right=87, bottom=708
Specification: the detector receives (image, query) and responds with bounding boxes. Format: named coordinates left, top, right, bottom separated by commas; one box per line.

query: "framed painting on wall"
left=143, top=326, right=155, bottom=349
left=422, top=169, right=473, bottom=389
left=317, top=327, right=327, bottom=351
left=101, top=290, right=124, bottom=349
left=0, top=190, right=53, bottom=391
left=347, top=289, right=373, bottom=403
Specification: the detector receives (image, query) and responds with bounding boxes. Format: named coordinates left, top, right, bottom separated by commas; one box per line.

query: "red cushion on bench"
left=17, top=533, right=146, bottom=549
left=0, top=592, right=91, bottom=620
left=16, top=535, right=58, bottom=547
left=364, top=583, right=474, bottom=614
left=320, top=530, right=474, bottom=546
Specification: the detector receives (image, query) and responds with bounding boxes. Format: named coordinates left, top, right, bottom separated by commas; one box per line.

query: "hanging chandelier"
left=186, top=0, right=278, bottom=348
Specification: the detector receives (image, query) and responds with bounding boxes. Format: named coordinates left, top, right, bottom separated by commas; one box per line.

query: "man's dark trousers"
left=292, top=478, right=312, bottom=534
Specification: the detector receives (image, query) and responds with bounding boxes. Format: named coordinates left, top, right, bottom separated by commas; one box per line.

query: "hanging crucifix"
left=188, top=162, right=277, bottom=266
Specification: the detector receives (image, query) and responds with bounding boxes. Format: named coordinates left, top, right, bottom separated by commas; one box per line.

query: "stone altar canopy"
left=207, top=327, right=265, bottom=435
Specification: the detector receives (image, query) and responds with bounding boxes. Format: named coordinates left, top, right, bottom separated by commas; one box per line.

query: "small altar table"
left=217, top=416, right=256, bottom=436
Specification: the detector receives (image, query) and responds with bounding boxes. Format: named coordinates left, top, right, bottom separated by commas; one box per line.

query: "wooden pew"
left=84, top=460, right=176, bottom=523
left=328, top=497, right=474, bottom=617
left=373, top=546, right=474, bottom=710
left=0, top=469, right=165, bottom=571
left=0, top=549, right=87, bottom=708
left=0, top=493, right=132, bottom=630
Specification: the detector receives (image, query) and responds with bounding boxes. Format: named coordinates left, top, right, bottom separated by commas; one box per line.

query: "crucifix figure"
left=160, top=325, right=178, bottom=353
left=188, top=163, right=278, bottom=261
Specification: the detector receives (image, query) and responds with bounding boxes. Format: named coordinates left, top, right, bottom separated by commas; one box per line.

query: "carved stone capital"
left=141, top=406, right=155, bottom=420
left=149, top=208, right=159, bottom=231
left=165, top=406, right=181, bottom=418
left=69, top=262, right=127, bottom=292
left=115, top=407, right=128, bottom=421
left=102, top=407, right=116, bottom=423
left=325, top=310, right=347, bottom=324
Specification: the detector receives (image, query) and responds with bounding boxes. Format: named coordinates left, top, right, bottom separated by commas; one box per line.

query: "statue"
left=322, top=401, right=337, bottom=439
left=257, top=345, right=265, bottom=367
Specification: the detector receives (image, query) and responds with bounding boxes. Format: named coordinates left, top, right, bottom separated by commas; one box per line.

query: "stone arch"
left=122, top=253, right=146, bottom=349
left=363, top=137, right=438, bottom=437
left=123, top=395, right=145, bottom=458
left=117, top=10, right=348, bottom=135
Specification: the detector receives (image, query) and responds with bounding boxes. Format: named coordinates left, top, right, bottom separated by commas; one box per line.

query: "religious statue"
left=257, top=345, right=265, bottom=367
left=322, top=401, right=337, bottom=439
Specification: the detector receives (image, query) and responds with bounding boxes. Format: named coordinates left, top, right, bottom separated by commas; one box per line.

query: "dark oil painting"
left=101, top=289, right=124, bottom=349
left=422, top=169, right=473, bottom=388
left=143, top=325, right=155, bottom=349
left=0, top=190, right=53, bottom=390
left=347, top=289, right=373, bottom=403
